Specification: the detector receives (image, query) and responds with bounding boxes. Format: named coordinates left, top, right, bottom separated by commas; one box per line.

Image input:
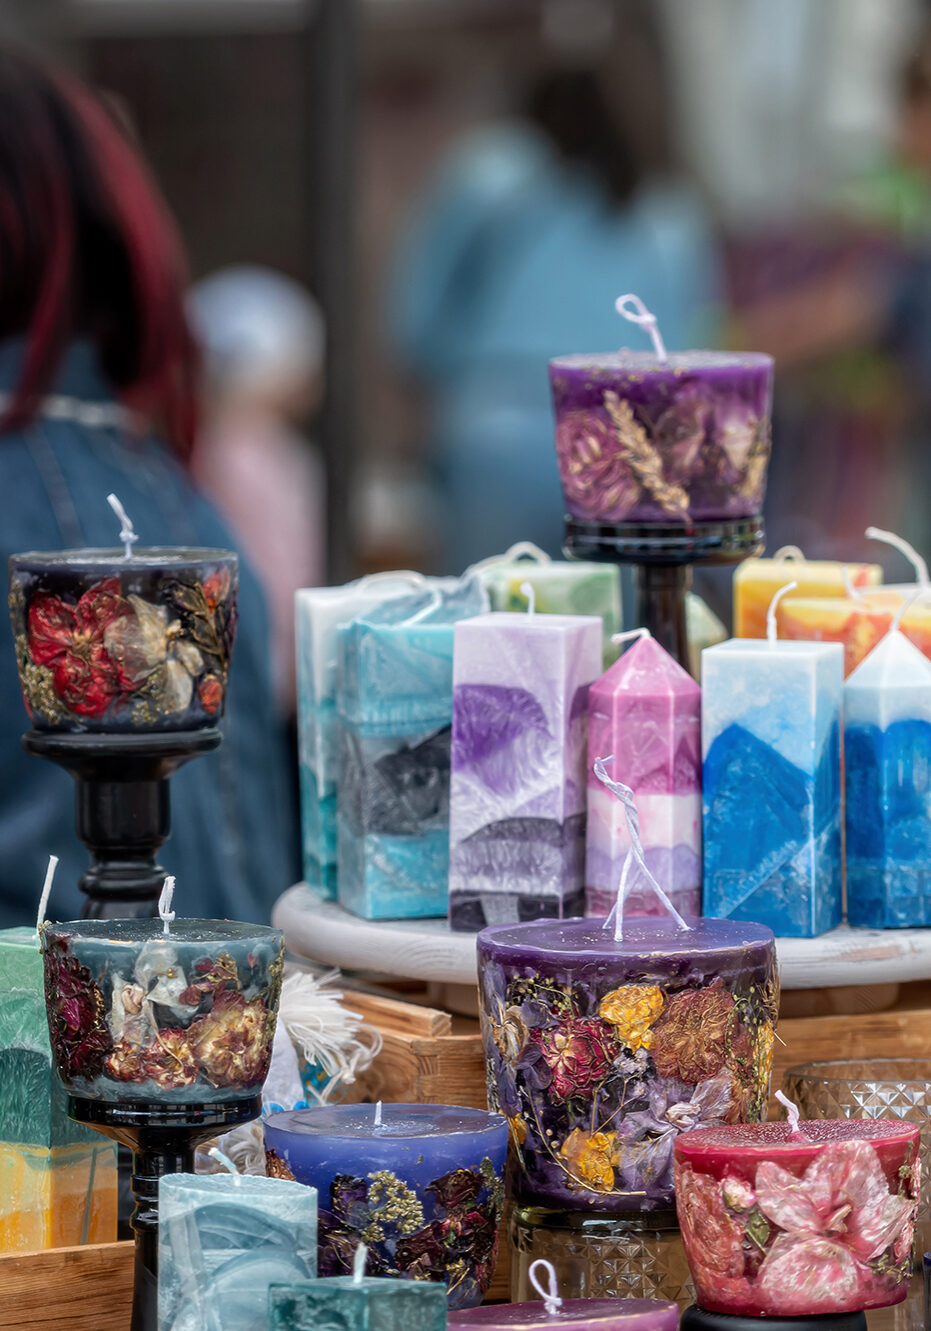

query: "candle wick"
left=352, top=1243, right=367, bottom=1284
left=615, top=293, right=668, bottom=363
left=158, top=875, right=176, bottom=936
left=892, top=588, right=923, bottom=634
left=775, top=1089, right=808, bottom=1141
left=766, top=580, right=798, bottom=646
left=866, top=525, right=930, bottom=588
left=842, top=565, right=867, bottom=605
left=593, top=756, right=690, bottom=941
left=611, top=628, right=651, bottom=648
left=35, top=854, right=58, bottom=936
left=374, top=1100, right=383, bottom=1129
left=772, top=545, right=805, bottom=564
left=107, top=492, right=139, bottom=561
left=528, top=1259, right=562, bottom=1317
left=520, top=581, right=537, bottom=616
left=208, top=1146, right=239, bottom=1175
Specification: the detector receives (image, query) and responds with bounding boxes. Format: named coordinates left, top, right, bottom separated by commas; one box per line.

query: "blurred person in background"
left=190, top=267, right=326, bottom=714
left=387, top=0, right=722, bottom=572
left=0, top=47, right=297, bottom=926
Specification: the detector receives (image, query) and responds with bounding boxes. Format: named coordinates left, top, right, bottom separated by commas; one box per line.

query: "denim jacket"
left=0, top=340, right=297, bottom=926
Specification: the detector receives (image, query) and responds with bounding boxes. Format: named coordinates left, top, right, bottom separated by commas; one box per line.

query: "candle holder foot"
left=22, top=729, right=221, bottom=918
left=70, top=1094, right=262, bottom=1331
left=564, top=515, right=764, bottom=671
left=681, top=1306, right=868, bottom=1330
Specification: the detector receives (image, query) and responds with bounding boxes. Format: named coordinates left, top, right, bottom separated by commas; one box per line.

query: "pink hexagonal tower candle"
left=586, top=633, right=701, bottom=918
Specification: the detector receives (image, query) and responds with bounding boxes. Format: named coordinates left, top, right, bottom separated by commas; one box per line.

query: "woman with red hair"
left=0, top=48, right=296, bottom=925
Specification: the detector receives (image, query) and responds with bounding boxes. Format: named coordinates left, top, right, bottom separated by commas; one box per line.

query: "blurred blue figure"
left=389, top=65, right=722, bottom=571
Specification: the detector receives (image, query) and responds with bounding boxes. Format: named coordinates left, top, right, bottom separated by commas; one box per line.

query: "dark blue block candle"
left=263, top=1102, right=507, bottom=1309
left=10, top=548, right=237, bottom=732
left=845, top=628, right=931, bottom=927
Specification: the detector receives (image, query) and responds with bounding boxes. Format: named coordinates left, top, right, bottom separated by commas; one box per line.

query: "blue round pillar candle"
left=10, top=548, right=237, bottom=731
left=478, top=916, right=778, bottom=1213
left=263, top=1102, right=508, bottom=1309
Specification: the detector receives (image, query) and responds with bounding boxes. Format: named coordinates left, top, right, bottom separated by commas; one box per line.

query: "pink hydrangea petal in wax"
left=549, top=351, right=774, bottom=527
left=674, top=1118, right=921, bottom=1317
left=477, top=915, right=778, bottom=1214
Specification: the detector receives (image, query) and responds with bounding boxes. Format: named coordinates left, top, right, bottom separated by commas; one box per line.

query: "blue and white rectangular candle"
left=701, top=637, right=843, bottom=937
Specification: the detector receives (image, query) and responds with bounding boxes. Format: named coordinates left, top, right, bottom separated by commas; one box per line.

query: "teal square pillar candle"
left=158, top=1171, right=317, bottom=1331
left=269, top=1275, right=447, bottom=1331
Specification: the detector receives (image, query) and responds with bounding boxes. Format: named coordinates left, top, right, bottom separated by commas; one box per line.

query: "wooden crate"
left=0, top=1240, right=132, bottom=1330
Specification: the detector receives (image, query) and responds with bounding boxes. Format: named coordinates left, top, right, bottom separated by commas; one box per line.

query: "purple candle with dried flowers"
left=477, top=916, right=777, bottom=1213
left=550, top=348, right=773, bottom=526
left=9, top=548, right=237, bottom=731
left=41, top=918, right=283, bottom=1103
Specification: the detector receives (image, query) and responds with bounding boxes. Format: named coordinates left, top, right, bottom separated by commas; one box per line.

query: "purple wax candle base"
left=449, top=1296, right=680, bottom=1330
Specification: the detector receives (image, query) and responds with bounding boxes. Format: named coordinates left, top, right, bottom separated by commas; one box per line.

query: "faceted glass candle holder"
left=268, top=1276, right=448, bottom=1331
left=10, top=548, right=237, bottom=732
left=508, top=1207, right=693, bottom=1309
left=264, top=1103, right=507, bottom=1309
left=42, top=919, right=283, bottom=1103
left=784, top=1059, right=931, bottom=1262
left=158, top=1172, right=317, bottom=1331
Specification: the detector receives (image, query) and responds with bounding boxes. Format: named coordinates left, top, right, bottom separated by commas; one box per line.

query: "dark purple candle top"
left=448, top=1296, right=680, bottom=1329
left=549, top=350, right=774, bottom=525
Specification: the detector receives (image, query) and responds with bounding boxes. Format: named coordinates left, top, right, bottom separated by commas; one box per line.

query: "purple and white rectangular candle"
left=449, top=612, right=602, bottom=931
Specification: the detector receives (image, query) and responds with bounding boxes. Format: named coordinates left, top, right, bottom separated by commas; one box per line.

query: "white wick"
left=772, top=545, right=805, bottom=563
left=766, top=580, right=798, bottom=645
left=775, top=1089, right=807, bottom=1141
left=593, top=756, right=690, bottom=942
left=866, top=526, right=929, bottom=587
left=893, top=589, right=923, bottom=634
left=158, top=875, right=176, bottom=936
left=107, top=493, right=138, bottom=561
left=520, top=581, right=537, bottom=615
left=35, top=854, right=58, bottom=935
left=374, top=1100, right=383, bottom=1129
left=529, top=1259, right=562, bottom=1317
left=208, top=1146, right=239, bottom=1175
left=353, top=1243, right=367, bottom=1284
left=615, top=293, right=667, bottom=363
left=842, top=565, right=867, bottom=605
left=611, top=628, right=651, bottom=647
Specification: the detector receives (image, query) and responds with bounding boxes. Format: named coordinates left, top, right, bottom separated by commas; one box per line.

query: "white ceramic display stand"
left=273, top=883, right=931, bottom=992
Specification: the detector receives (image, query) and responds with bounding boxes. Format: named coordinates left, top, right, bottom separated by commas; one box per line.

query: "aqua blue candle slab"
left=268, top=1276, right=447, bottom=1331
left=42, top=918, right=283, bottom=1103
left=336, top=579, right=487, bottom=920
left=0, top=927, right=117, bottom=1250
left=158, top=1171, right=317, bottom=1331
left=296, top=582, right=419, bottom=898
left=702, top=638, right=843, bottom=937
left=845, top=628, right=931, bottom=927
left=263, top=1102, right=507, bottom=1309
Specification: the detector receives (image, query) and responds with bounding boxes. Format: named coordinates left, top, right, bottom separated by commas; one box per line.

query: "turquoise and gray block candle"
left=449, top=611, right=602, bottom=930
left=296, top=580, right=420, bottom=899
left=157, top=1171, right=317, bottom=1331
left=702, top=637, right=843, bottom=937
left=336, top=577, right=487, bottom=920
left=845, top=627, right=931, bottom=927
left=269, top=1274, right=447, bottom=1331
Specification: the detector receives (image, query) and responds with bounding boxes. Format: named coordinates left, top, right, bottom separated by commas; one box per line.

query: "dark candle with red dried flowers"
left=9, top=548, right=237, bottom=731
left=41, top=918, right=283, bottom=1103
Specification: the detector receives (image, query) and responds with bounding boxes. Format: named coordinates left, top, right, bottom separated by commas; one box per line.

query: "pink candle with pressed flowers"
left=674, top=1118, right=920, bottom=1318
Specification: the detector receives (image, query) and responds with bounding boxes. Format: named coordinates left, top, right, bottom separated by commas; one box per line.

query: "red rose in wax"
left=43, top=938, right=114, bottom=1079
left=676, top=1165, right=746, bottom=1293
left=198, top=675, right=223, bottom=715
left=27, top=578, right=135, bottom=716
left=188, top=988, right=271, bottom=1087
left=754, top=1139, right=916, bottom=1314
left=533, top=1017, right=620, bottom=1101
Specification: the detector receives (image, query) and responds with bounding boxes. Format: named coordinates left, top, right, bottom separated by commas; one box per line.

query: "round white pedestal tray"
left=273, top=882, right=931, bottom=991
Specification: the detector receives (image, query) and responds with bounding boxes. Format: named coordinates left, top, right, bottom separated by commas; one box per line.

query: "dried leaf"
left=603, top=392, right=690, bottom=519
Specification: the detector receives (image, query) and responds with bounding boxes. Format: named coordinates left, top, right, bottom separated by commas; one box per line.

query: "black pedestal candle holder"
left=681, top=1307, right=868, bottom=1330
left=564, top=515, right=765, bottom=673
left=72, top=1095, right=261, bottom=1331
left=22, top=729, right=221, bottom=918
